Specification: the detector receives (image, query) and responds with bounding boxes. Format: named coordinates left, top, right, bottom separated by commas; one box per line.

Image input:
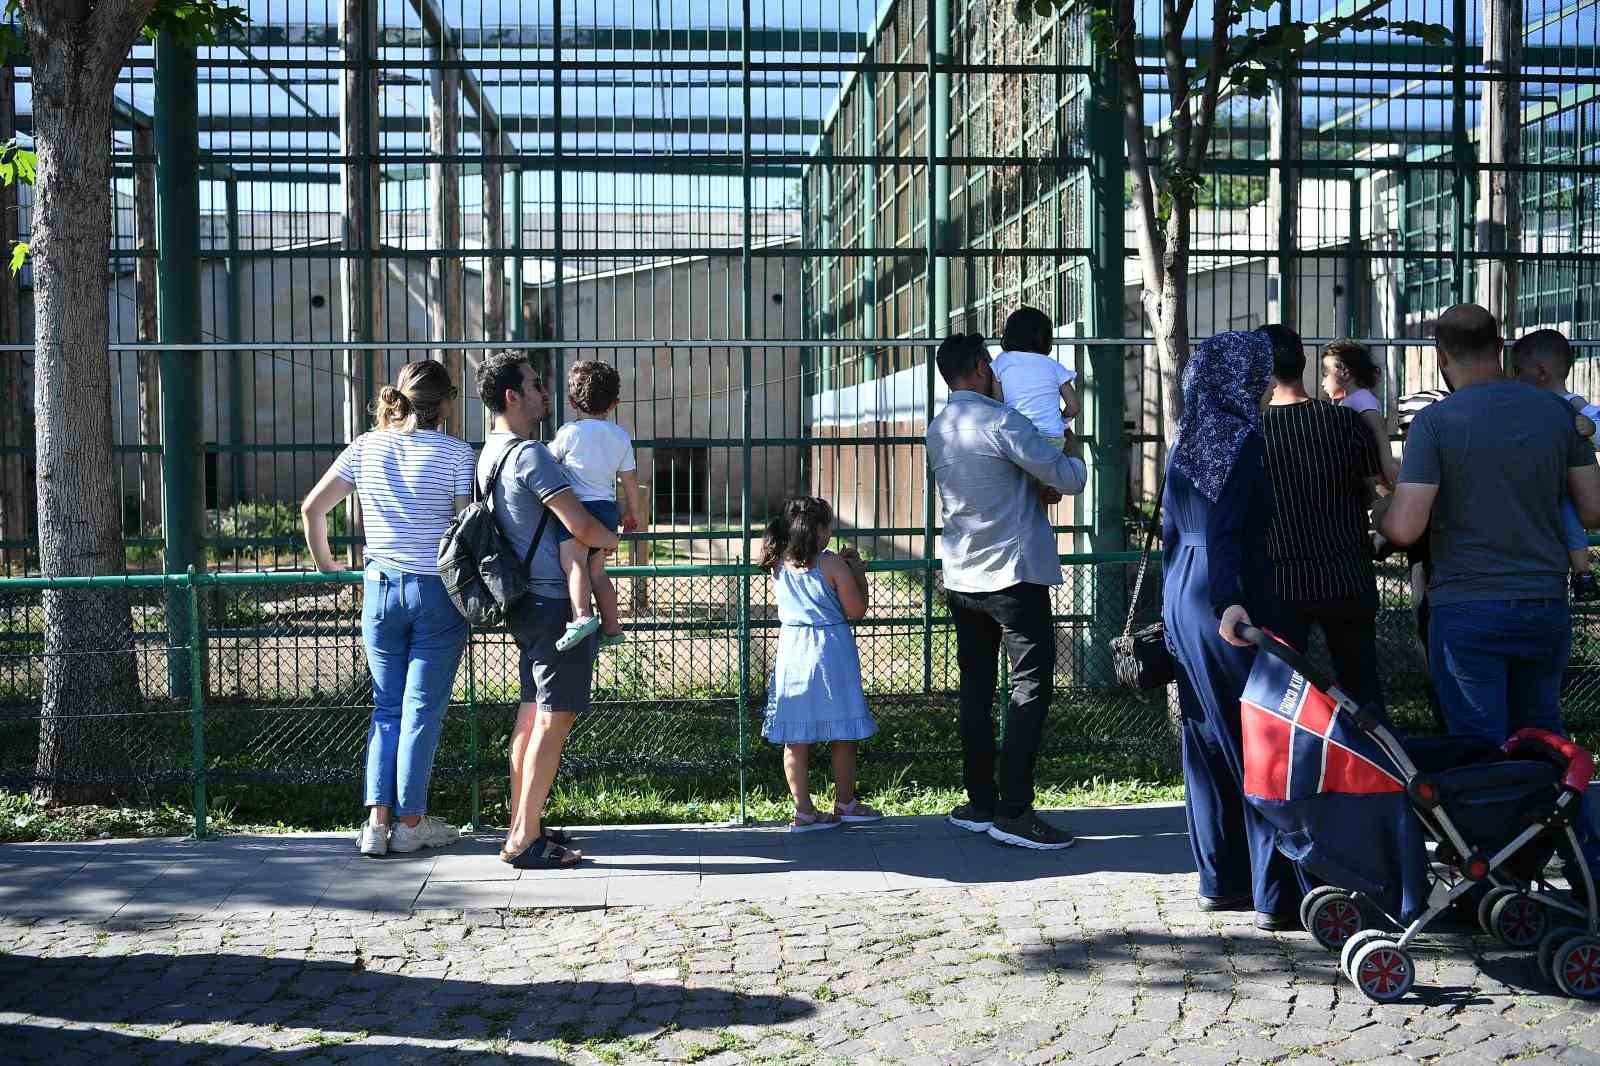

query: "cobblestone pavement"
left=5, top=872, right=1599, bottom=1064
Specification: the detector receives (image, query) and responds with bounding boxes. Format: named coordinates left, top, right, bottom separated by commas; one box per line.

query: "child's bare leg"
left=590, top=552, right=621, bottom=634
left=830, top=741, right=859, bottom=807
left=783, top=743, right=813, bottom=813
left=1572, top=548, right=1592, bottom=576
left=560, top=539, right=594, bottom=620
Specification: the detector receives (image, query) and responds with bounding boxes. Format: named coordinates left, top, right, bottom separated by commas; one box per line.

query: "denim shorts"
left=552, top=498, right=621, bottom=549
left=506, top=593, right=597, bottom=711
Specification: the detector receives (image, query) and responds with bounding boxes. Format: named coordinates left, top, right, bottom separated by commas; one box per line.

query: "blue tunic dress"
left=762, top=555, right=879, bottom=744
left=1162, top=432, right=1303, bottom=917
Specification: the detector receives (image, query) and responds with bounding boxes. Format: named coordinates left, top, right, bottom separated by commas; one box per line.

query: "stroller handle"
left=1504, top=728, right=1596, bottom=794
left=1233, top=624, right=1345, bottom=706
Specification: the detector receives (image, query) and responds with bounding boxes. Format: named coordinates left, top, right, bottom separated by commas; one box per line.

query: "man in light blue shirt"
left=927, top=330, right=1087, bottom=851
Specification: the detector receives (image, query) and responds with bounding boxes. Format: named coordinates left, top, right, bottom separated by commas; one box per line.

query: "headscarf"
left=1171, top=330, right=1274, bottom=503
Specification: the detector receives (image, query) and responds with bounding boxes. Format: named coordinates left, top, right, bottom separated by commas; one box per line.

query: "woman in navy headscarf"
left=1162, top=330, right=1303, bottom=929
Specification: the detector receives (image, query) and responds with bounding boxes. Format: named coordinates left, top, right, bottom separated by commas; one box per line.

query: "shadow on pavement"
left=0, top=952, right=815, bottom=1064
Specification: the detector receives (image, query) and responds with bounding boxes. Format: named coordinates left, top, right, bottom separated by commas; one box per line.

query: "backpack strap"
left=482, top=438, right=555, bottom=574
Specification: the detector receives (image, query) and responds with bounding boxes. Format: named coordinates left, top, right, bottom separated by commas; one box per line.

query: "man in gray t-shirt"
left=1379, top=304, right=1600, bottom=876
left=475, top=352, right=618, bottom=871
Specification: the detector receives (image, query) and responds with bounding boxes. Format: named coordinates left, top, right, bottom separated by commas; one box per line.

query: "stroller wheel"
left=1551, top=935, right=1600, bottom=999
left=1306, top=890, right=1366, bottom=951
left=1477, top=887, right=1516, bottom=936
left=1488, top=893, right=1548, bottom=949
left=1341, top=929, right=1391, bottom=979
left=1350, top=939, right=1415, bottom=1003
left=1298, top=886, right=1341, bottom=935
left=1540, top=928, right=1571, bottom=982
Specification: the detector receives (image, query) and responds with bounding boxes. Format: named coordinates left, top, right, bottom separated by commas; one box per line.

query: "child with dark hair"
left=758, top=496, right=881, bottom=832
left=1512, top=328, right=1600, bottom=601
left=549, top=360, right=645, bottom=651
left=1322, top=338, right=1400, bottom=487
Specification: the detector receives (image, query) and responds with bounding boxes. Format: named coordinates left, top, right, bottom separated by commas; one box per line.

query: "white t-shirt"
left=1340, top=387, right=1381, bottom=415
left=331, top=428, right=475, bottom=575
left=1562, top=391, right=1600, bottom=423
left=549, top=418, right=637, bottom=503
left=992, top=349, right=1077, bottom=439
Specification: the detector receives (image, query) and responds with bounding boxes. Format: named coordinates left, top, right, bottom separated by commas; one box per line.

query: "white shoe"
left=389, top=815, right=461, bottom=853
left=357, top=823, right=388, bottom=857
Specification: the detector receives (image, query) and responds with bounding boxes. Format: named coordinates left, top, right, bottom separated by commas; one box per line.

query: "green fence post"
left=736, top=0, right=754, bottom=826
left=466, top=632, right=483, bottom=831
left=186, top=568, right=207, bottom=839
left=155, top=30, right=203, bottom=698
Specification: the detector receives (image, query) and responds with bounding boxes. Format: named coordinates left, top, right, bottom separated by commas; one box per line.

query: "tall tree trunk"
left=1476, top=0, right=1522, bottom=333
left=483, top=149, right=504, bottom=343
left=133, top=124, right=161, bottom=531
left=340, top=0, right=376, bottom=567
left=25, top=1, right=153, bottom=803
left=429, top=54, right=463, bottom=432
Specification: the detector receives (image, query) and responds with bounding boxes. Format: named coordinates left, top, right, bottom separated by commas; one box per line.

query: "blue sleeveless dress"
left=762, top=555, right=878, bottom=744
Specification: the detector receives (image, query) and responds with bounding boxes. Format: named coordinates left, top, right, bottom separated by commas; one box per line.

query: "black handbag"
left=1110, top=476, right=1176, bottom=692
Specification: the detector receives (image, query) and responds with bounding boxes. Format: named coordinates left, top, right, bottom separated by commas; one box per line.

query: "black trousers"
left=946, top=582, right=1055, bottom=819
left=1275, top=593, right=1385, bottom=713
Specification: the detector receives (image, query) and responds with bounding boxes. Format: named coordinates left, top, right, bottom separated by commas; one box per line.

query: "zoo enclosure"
left=1, top=0, right=1600, bottom=804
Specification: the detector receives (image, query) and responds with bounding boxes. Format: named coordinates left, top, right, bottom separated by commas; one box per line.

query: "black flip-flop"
left=507, top=835, right=583, bottom=870
left=498, top=827, right=573, bottom=862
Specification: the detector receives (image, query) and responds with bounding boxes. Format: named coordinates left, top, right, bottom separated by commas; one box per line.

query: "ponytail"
left=372, top=360, right=454, bottom=431
left=758, top=496, right=833, bottom=571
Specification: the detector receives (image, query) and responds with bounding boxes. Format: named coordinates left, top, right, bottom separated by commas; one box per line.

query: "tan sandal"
left=790, top=809, right=842, bottom=833
left=834, top=799, right=884, bottom=823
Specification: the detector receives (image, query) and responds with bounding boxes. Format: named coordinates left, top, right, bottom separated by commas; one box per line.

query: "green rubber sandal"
left=554, top=615, right=601, bottom=652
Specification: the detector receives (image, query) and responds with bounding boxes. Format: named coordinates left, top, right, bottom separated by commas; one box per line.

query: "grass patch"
left=0, top=751, right=1183, bottom=842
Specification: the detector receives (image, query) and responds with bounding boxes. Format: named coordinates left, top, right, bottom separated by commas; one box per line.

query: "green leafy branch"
left=0, top=137, right=30, bottom=276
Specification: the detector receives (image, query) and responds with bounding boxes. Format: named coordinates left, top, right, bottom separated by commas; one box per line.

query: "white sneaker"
left=357, top=823, right=388, bottom=857
left=389, top=815, right=461, bottom=853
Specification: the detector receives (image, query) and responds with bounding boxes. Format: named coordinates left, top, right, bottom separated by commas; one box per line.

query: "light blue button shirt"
left=927, top=390, right=1088, bottom=593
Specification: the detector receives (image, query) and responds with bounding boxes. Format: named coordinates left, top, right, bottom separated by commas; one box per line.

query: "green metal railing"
left=12, top=547, right=1598, bottom=837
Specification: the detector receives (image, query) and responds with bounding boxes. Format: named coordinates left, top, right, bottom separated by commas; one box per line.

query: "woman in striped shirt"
left=301, top=360, right=476, bottom=857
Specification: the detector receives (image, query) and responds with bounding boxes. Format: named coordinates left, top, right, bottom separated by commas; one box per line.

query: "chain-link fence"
left=5, top=558, right=1600, bottom=833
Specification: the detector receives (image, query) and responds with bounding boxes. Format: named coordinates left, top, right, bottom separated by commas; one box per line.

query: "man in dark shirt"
left=1258, top=324, right=1385, bottom=711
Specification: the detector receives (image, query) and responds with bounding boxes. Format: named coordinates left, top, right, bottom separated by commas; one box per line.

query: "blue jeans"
left=361, top=564, right=470, bottom=816
left=1430, top=597, right=1600, bottom=874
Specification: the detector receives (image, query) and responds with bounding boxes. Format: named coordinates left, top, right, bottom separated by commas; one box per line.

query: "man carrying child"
left=927, top=327, right=1087, bottom=851
left=1377, top=306, right=1600, bottom=881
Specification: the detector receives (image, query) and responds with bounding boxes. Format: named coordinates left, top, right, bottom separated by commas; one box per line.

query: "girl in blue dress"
left=760, top=496, right=882, bottom=832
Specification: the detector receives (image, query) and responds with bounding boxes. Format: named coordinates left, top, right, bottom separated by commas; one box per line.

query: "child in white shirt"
left=549, top=361, right=646, bottom=651
left=992, top=347, right=1080, bottom=448
left=1321, top=338, right=1400, bottom=487
left=1511, top=328, right=1600, bottom=601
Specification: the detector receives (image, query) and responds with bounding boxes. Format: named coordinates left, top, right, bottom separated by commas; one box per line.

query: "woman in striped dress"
left=302, top=360, right=476, bottom=857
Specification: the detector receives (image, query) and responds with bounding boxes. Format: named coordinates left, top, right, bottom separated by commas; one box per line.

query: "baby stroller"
left=1236, top=625, right=1600, bottom=1003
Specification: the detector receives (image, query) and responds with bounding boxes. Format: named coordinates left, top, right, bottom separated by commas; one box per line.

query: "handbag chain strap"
left=1120, top=469, right=1166, bottom=640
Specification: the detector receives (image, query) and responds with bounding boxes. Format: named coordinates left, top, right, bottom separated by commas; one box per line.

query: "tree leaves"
left=8, top=241, right=26, bottom=276
left=139, top=1, right=249, bottom=46
left=0, top=139, right=34, bottom=187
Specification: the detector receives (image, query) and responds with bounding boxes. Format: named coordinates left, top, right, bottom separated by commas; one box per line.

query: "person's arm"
left=821, top=549, right=868, bottom=619
left=1568, top=426, right=1600, bottom=528
left=1206, top=434, right=1259, bottom=628
left=619, top=470, right=645, bottom=533
left=545, top=489, right=620, bottom=551
left=1058, top=378, right=1081, bottom=421
left=994, top=412, right=1087, bottom=495
left=1571, top=466, right=1600, bottom=530
left=1357, top=407, right=1398, bottom=487
left=300, top=467, right=356, bottom=574
left=1377, top=410, right=1441, bottom=546
left=1374, top=483, right=1438, bottom=547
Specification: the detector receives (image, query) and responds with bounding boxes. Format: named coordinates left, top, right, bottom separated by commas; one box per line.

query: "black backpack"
left=437, top=441, right=552, bottom=627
